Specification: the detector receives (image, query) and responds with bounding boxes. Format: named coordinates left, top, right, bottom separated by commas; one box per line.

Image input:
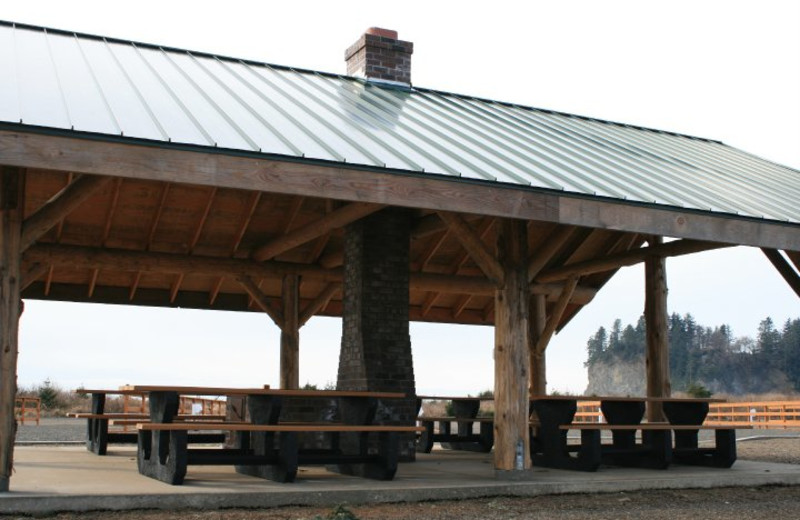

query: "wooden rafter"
left=21, top=262, right=48, bottom=291
left=533, top=276, right=579, bottom=355
left=20, top=173, right=111, bottom=251
left=420, top=292, right=439, bottom=317
left=170, top=187, right=217, bottom=303
left=453, top=294, right=472, bottom=319
left=762, top=249, right=800, bottom=298
left=298, top=283, right=340, bottom=327
left=438, top=212, right=504, bottom=286
left=421, top=218, right=494, bottom=317
left=415, top=230, right=449, bottom=271
left=88, top=178, right=123, bottom=298
left=251, top=202, right=382, bottom=262
left=527, top=225, right=578, bottom=282
left=210, top=191, right=261, bottom=306
left=130, top=182, right=171, bottom=301
left=537, top=239, right=730, bottom=283
left=282, top=197, right=305, bottom=234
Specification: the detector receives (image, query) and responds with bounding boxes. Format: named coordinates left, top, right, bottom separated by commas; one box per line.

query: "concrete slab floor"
left=2, top=446, right=800, bottom=515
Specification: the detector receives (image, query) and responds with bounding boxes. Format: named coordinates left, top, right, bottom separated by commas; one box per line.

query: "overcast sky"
left=4, top=0, right=799, bottom=395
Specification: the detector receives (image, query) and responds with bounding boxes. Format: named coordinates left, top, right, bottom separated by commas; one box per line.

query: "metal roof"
left=2, top=20, right=799, bottom=224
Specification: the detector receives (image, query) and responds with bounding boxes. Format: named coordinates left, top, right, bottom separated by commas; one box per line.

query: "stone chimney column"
left=345, top=28, right=413, bottom=85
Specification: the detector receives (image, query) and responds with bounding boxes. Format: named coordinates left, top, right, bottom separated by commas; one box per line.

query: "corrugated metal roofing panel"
left=2, top=21, right=799, bottom=224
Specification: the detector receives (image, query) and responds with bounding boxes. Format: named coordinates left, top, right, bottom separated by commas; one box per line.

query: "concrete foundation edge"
left=2, top=471, right=800, bottom=514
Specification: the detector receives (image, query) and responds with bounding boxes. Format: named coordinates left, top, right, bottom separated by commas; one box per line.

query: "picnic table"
left=529, top=395, right=744, bottom=471
left=416, top=395, right=494, bottom=453
left=126, top=385, right=423, bottom=484
left=72, top=388, right=229, bottom=455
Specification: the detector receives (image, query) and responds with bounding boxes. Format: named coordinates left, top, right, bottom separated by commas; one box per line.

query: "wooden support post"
left=493, top=219, right=530, bottom=472
left=280, top=274, right=300, bottom=390
left=529, top=293, right=547, bottom=396
left=0, top=167, right=24, bottom=492
left=645, top=236, right=670, bottom=422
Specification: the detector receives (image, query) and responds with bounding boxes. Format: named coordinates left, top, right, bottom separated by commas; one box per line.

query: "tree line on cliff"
left=585, top=314, right=800, bottom=395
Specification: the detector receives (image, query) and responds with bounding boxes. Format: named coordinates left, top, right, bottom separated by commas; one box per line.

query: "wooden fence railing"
left=121, top=394, right=226, bottom=427
left=571, top=399, right=800, bottom=429
left=15, top=397, right=41, bottom=425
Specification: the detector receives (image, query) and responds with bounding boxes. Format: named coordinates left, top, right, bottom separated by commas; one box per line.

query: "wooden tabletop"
left=417, top=395, right=494, bottom=401
left=529, top=395, right=725, bottom=403
left=121, top=385, right=406, bottom=399
left=75, top=388, right=149, bottom=395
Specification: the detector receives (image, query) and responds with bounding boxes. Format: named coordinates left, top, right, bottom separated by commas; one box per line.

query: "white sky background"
left=3, top=0, right=799, bottom=394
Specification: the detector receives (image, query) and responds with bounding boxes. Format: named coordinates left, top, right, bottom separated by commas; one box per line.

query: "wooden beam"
left=493, top=219, right=530, bottom=472
left=0, top=166, right=24, bottom=491
left=537, top=239, right=730, bottom=283
left=762, top=249, right=800, bottom=298
left=529, top=293, right=547, bottom=396
left=251, top=202, right=382, bottom=262
left=438, top=211, right=504, bottom=286
left=20, top=174, right=111, bottom=251
left=25, top=244, right=343, bottom=283
left=645, top=236, right=670, bottom=422
left=528, top=225, right=577, bottom=282
left=533, top=276, right=579, bottom=356
left=236, top=275, right=283, bottom=326
left=786, top=250, right=800, bottom=272
left=8, top=130, right=800, bottom=250
left=298, top=283, right=340, bottom=327
left=23, top=243, right=600, bottom=306
left=280, top=274, right=300, bottom=390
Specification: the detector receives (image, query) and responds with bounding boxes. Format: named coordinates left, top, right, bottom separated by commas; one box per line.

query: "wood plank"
left=438, top=212, right=504, bottom=285
left=20, top=173, right=111, bottom=251
left=0, top=167, right=24, bottom=491
left=251, top=202, right=382, bottom=261
left=645, top=236, right=671, bottom=422
left=761, top=248, right=800, bottom=298
left=493, top=218, right=530, bottom=471
left=536, top=239, right=730, bottom=282
left=280, top=274, right=300, bottom=390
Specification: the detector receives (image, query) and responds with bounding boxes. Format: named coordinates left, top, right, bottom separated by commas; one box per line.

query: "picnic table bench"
left=127, top=385, right=424, bottom=484
left=72, top=388, right=233, bottom=454
left=530, top=395, right=747, bottom=471
left=416, top=395, right=494, bottom=453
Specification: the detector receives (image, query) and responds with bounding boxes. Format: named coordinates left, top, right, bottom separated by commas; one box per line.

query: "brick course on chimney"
left=345, top=27, right=413, bottom=85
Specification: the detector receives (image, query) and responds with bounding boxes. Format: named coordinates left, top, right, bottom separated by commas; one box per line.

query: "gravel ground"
left=7, top=420, right=800, bottom=519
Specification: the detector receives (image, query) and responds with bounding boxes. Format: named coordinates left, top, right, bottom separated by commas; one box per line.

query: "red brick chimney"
left=345, top=28, right=413, bottom=85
